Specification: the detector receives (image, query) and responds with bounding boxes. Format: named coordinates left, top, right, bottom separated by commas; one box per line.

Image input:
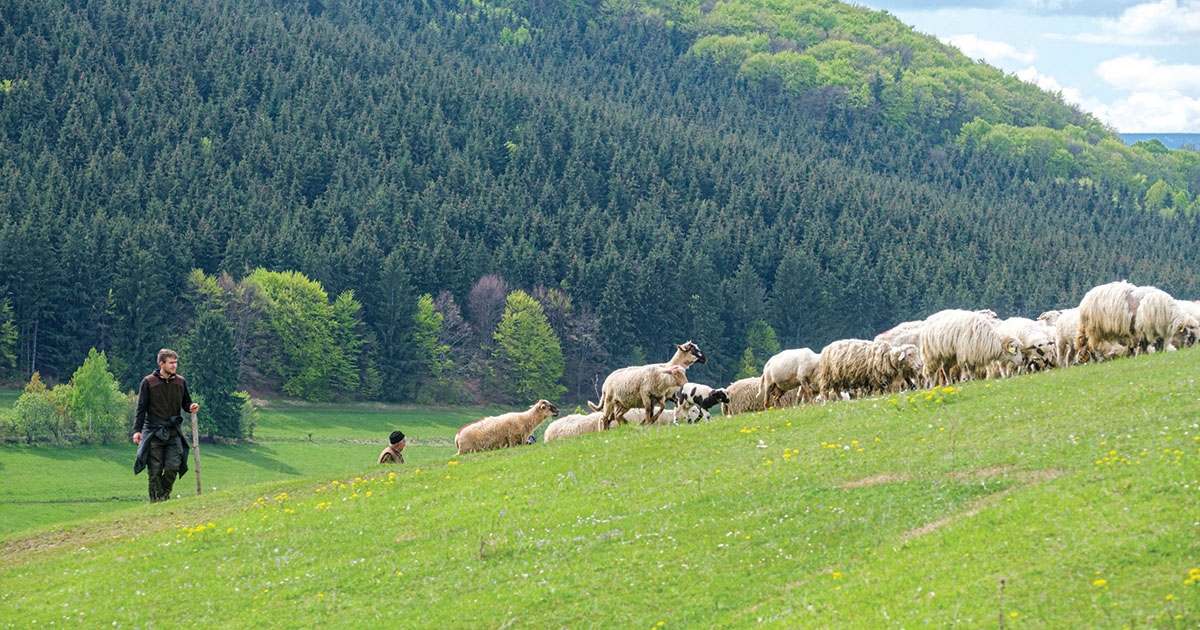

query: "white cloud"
left=1015, top=63, right=1200, bottom=131
left=1091, top=54, right=1200, bottom=130
left=1016, top=66, right=1104, bottom=109
left=1095, top=53, right=1200, bottom=94
left=941, top=33, right=1038, bottom=65
left=1099, top=90, right=1200, bottom=131
left=1076, top=0, right=1200, bottom=45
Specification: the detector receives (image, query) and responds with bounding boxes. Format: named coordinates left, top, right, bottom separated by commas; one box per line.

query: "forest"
left=1, top=0, right=1198, bottom=414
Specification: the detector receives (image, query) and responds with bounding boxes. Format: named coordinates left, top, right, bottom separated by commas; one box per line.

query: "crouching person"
left=133, top=348, right=200, bottom=502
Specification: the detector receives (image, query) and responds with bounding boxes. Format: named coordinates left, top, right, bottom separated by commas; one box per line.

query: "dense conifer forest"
left=1, top=0, right=1198, bottom=408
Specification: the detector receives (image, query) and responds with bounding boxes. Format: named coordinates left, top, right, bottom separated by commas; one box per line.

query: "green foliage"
left=691, top=34, right=769, bottom=65
left=244, top=270, right=366, bottom=402
left=736, top=319, right=779, bottom=379
left=957, top=118, right=1199, bottom=206
left=413, top=294, right=454, bottom=403
left=492, top=290, right=566, bottom=404
left=50, top=383, right=75, bottom=443
left=498, top=25, right=530, bottom=47
left=12, top=373, right=55, bottom=444
left=0, top=297, right=16, bottom=380
left=187, top=312, right=243, bottom=440
left=68, top=349, right=127, bottom=445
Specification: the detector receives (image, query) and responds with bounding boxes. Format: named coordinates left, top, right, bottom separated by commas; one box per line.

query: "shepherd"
left=132, top=348, right=200, bottom=502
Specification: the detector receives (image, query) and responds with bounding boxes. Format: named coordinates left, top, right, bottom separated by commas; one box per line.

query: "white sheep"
left=722, top=377, right=799, bottom=416
left=817, top=339, right=922, bottom=400
left=874, top=320, right=925, bottom=347
left=919, top=309, right=1023, bottom=385
left=622, top=407, right=679, bottom=425
left=1036, top=309, right=1063, bottom=327
left=543, top=412, right=616, bottom=442
left=455, top=399, right=560, bottom=455
left=587, top=342, right=705, bottom=430
left=588, top=364, right=689, bottom=430
left=673, top=382, right=730, bottom=422
left=759, top=348, right=820, bottom=408
left=1176, top=300, right=1200, bottom=347
left=1130, top=286, right=1200, bottom=353
left=1076, top=280, right=1139, bottom=361
left=1051, top=308, right=1083, bottom=367
left=1050, top=308, right=1127, bottom=366
left=994, top=317, right=1056, bottom=374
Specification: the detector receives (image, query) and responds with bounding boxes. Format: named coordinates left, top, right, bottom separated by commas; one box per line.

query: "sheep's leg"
left=645, top=400, right=660, bottom=425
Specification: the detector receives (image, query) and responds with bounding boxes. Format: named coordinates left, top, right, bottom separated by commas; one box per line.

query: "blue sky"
left=853, top=1, right=1200, bottom=132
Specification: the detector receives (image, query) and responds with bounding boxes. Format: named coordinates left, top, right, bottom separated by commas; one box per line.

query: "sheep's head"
left=1175, top=317, right=1200, bottom=348
left=534, top=399, right=560, bottom=417
left=1003, top=338, right=1024, bottom=365
left=678, top=341, right=707, bottom=364
left=709, top=388, right=730, bottom=406
left=892, top=344, right=922, bottom=372
left=1037, top=310, right=1062, bottom=326
left=662, top=364, right=689, bottom=386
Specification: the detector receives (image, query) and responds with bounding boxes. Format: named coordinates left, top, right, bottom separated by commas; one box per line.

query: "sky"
left=853, top=0, right=1200, bottom=132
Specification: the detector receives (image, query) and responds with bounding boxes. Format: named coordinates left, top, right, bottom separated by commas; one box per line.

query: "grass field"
left=0, top=398, right=500, bottom=533
left=1, top=350, right=1199, bottom=627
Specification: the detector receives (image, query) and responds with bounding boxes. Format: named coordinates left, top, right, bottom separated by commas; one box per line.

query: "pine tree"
left=187, top=312, right=242, bottom=439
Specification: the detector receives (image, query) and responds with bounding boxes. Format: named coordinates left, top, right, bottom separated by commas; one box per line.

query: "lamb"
left=759, top=348, right=820, bottom=408
left=722, top=377, right=799, bottom=416
left=1076, top=280, right=1139, bottom=361
left=455, top=399, right=560, bottom=455
left=919, top=309, right=1023, bottom=385
left=673, top=382, right=730, bottom=422
left=588, top=364, right=689, bottom=430
left=1129, top=286, right=1200, bottom=353
left=543, top=412, right=616, bottom=442
left=817, top=339, right=922, bottom=400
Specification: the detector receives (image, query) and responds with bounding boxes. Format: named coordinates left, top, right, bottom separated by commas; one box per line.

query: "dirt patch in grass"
left=840, top=472, right=915, bottom=488
left=900, top=468, right=1067, bottom=541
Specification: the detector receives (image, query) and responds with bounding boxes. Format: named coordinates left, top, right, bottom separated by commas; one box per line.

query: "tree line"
left=1, top=0, right=1198, bottom=412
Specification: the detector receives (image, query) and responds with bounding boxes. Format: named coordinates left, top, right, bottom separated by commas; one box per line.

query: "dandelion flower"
left=1093, top=579, right=1107, bottom=587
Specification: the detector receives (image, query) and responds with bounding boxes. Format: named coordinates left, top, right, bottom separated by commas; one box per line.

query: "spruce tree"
left=187, top=311, right=243, bottom=439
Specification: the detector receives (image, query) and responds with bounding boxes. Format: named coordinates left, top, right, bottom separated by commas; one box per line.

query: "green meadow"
left=0, top=399, right=499, bottom=533
left=2, top=351, right=1199, bottom=627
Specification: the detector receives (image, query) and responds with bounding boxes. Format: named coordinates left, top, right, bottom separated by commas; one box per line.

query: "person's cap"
left=389, top=430, right=406, bottom=444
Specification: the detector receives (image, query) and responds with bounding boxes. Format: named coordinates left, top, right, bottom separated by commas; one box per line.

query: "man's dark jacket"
left=133, top=369, right=194, bottom=476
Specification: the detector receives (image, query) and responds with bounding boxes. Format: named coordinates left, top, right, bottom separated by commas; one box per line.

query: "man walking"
left=133, top=348, right=200, bottom=502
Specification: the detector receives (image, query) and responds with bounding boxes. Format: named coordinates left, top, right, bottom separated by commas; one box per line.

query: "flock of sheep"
left=453, top=280, right=1200, bottom=456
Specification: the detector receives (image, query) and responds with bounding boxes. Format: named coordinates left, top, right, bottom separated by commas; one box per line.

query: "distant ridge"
left=1119, top=133, right=1200, bottom=150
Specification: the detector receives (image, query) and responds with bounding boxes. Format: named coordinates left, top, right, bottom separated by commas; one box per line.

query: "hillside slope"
left=2, top=349, right=1197, bottom=626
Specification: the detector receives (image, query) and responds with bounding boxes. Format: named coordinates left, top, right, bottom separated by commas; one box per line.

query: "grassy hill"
left=2, top=350, right=1198, bottom=626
